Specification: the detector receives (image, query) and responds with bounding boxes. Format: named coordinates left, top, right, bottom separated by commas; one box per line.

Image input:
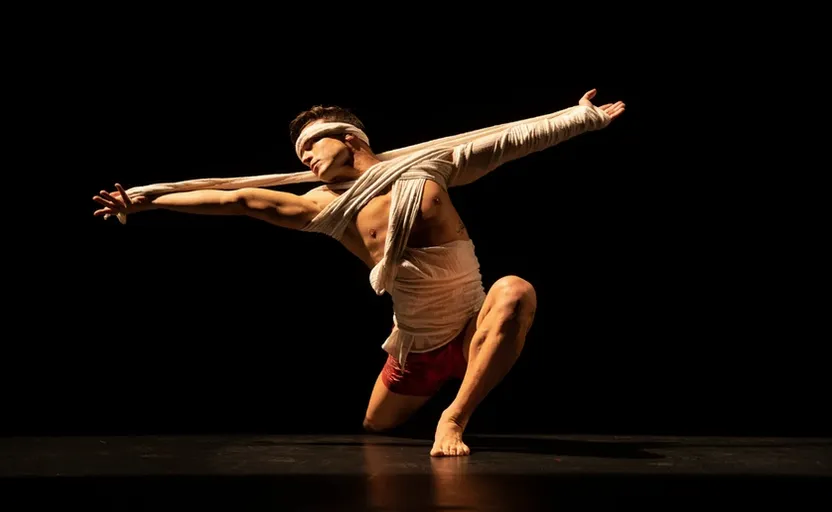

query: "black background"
left=7, top=24, right=824, bottom=440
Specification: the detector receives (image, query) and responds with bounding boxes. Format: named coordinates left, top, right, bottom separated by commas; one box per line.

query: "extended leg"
left=431, top=275, right=537, bottom=456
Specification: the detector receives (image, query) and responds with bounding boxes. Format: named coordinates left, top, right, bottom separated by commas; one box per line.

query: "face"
left=298, top=120, right=356, bottom=182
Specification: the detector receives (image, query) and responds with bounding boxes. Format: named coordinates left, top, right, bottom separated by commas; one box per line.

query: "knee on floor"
left=362, top=416, right=392, bottom=433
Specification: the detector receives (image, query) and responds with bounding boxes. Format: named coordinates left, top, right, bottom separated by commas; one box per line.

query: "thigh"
left=364, top=368, right=433, bottom=432
left=461, top=275, right=536, bottom=361
left=365, top=318, right=479, bottom=430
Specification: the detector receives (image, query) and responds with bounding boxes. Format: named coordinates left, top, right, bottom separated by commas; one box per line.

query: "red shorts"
left=381, top=329, right=469, bottom=396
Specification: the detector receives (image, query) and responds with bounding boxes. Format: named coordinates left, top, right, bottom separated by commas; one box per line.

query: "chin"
left=319, top=166, right=341, bottom=182
left=319, top=171, right=334, bottom=182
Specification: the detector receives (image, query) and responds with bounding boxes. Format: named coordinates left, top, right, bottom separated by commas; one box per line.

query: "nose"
left=301, top=151, right=313, bottom=168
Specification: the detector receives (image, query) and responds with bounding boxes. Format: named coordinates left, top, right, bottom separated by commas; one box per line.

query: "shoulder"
left=302, top=185, right=341, bottom=209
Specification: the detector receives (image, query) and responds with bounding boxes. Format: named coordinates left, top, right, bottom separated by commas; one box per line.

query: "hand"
left=92, top=183, right=147, bottom=219
left=579, top=89, right=625, bottom=121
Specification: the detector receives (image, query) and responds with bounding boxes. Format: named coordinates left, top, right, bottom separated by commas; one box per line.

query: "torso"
left=304, top=179, right=469, bottom=268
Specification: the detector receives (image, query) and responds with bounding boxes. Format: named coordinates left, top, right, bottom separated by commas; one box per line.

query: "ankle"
left=440, top=408, right=468, bottom=430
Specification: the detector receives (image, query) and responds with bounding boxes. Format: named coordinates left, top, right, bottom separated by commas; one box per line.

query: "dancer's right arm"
left=93, top=184, right=321, bottom=230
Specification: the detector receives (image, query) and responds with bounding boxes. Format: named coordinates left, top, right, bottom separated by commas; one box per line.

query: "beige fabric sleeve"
left=102, top=103, right=610, bottom=224
left=448, top=105, right=611, bottom=187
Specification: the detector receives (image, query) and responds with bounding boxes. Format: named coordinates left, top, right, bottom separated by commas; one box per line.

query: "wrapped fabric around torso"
left=380, top=239, right=486, bottom=365
left=301, top=147, right=482, bottom=366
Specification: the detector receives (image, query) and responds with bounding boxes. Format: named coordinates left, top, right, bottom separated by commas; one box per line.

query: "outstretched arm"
left=93, top=184, right=321, bottom=230
left=448, top=89, right=625, bottom=187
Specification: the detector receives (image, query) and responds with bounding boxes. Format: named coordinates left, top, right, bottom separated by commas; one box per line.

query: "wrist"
left=131, top=201, right=156, bottom=214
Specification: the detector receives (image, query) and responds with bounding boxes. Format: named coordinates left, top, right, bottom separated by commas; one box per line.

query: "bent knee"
left=491, top=276, right=537, bottom=318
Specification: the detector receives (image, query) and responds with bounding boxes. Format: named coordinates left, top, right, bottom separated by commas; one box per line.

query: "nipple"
left=369, top=228, right=377, bottom=238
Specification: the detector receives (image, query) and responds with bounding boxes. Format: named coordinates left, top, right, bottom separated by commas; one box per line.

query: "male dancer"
left=93, top=89, right=625, bottom=456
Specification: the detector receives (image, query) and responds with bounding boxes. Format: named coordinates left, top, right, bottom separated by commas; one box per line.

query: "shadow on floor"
left=250, top=435, right=669, bottom=459
left=465, top=435, right=667, bottom=459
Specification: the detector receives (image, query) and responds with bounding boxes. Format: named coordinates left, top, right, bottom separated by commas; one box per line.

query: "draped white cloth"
left=111, top=104, right=612, bottom=365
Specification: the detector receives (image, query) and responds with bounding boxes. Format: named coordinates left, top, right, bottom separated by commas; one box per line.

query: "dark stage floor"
left=1, top=434, right=830, bottom=509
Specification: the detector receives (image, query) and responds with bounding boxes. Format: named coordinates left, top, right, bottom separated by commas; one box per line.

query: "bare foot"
left=430, top=412, right=470, bottom=457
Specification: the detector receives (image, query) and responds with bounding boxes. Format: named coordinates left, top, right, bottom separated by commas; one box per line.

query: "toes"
left=430, top=443, right=470, bottom=457
left=451, top=444, right=470, bottom=456
left=430, top=444, right=452, bottom=457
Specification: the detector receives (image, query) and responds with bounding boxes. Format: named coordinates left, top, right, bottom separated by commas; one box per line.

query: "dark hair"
left=289, top=105, right=367, bottom=146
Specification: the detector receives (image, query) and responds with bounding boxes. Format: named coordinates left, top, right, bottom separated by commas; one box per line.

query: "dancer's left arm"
left=448, top=89, right=625, bottom=187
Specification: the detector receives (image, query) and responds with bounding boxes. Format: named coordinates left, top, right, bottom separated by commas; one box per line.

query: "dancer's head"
left=290, top=105, right=375, bottom=182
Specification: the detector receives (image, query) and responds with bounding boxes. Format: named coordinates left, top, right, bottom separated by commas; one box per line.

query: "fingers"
left=115, top=183, right=131, bottom=206
left=601, top=101, right=626, bottom=120
left=610, top=101, right=626, bottom=118
left=93, top=194, right=118, bottom=209
left=99, top=190, right=122, bottom=206
left=93, top=188, right=128, bottom=216
left=96, top=185, right=133, bottom=209
left=93, top=183, right=136, bottom=219
left=582, top=88, right=597, bottom=100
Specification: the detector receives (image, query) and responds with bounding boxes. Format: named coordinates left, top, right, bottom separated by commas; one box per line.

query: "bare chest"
left=348, top=180, right=467, bottom=266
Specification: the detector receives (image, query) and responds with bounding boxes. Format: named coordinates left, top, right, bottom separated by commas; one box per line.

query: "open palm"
left=579, top=89, right=625, bottom=121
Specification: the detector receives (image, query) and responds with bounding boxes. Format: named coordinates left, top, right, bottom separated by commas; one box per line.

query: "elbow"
left=228, top=188, right=251, bottom=205
left=223, top=189, right=253, bottom=214
left=232, top=188, right=275, bottom=214
left=230, top=188, right=313, bottom=229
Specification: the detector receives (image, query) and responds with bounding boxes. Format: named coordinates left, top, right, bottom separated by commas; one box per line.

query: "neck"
left=351, top=149, right=382, bottom=175
left=326, top=149, right=381, bottom=184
